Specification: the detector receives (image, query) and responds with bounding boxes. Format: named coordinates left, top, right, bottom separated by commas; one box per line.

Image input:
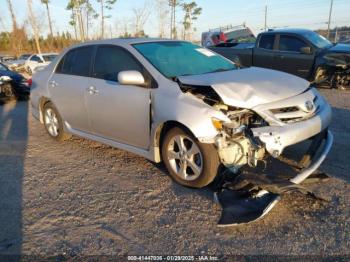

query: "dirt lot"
left=0, top=89, right=349, bottom=258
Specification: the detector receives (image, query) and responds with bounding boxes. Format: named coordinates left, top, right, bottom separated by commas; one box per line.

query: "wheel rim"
left=44, top=108, right=59, bottom=137
left=167, top=134, right=203, bottom=181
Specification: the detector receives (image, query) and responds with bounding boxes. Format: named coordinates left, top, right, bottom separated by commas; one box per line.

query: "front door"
left=48, top=45, right=95, bottom=132
left=86, top=45, right=151, bottom=149
left=274, top=34, right=315, bottom=79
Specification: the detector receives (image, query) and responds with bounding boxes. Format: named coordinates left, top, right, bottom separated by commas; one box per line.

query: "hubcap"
left=167, top=134, right=203, bottom=181
left=44, top=108, right=59, bottom=137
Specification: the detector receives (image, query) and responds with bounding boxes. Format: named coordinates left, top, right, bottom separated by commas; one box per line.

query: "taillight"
left=27, top=78, right=32, bottom=87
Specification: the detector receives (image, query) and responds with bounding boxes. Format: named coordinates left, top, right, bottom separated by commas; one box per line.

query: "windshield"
left=302, top=31, right=333, bottom=49
left=43, top=54, right=57, bottom=62
left=19, top=54, right=31, bottom=60
left=133, top=41, right=236, bottom=78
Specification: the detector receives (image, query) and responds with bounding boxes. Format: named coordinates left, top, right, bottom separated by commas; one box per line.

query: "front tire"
left=43, top=102, right=71, bottom=141
left=161, top=127, right=220, bottom=188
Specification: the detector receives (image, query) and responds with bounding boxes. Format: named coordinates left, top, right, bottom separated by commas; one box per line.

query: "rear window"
left=30, top=55, right=42, bottom=62
left=56, top=46, right=94, bottom=77
left=258, top=35, right=275, bottom=50
left=43, top=55, right=57, bottom=62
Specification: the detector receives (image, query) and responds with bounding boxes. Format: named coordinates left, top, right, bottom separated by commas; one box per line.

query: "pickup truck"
left=209, top=28, right=350, bottom=89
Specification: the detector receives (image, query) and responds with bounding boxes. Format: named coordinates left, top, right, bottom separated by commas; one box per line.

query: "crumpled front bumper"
left=251, top=97, right=332, bottom=157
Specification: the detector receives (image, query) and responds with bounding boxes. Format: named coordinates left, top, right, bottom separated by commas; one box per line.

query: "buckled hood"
left=178, top=67, right=309, bottom=109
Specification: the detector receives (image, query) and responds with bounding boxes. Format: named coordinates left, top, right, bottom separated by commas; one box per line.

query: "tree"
left=85, top=0, right=98, bottom=39
left=6, top=0, right=17, bottom=30
left=41, top=0, right=54, bottom=37
left=182, top=1, right=201, bottom=41
left=27, top=0, right=42, bottom=53
left=6, top=0, right=26, bottom=56
left=67, top=0, right=86, bottom=41
left=132, top=4, right=150, bottom=37
left=155, top=0, right=169, bottom=38
left=97, top=0, right=117, bottom=39
left=168, top=0, right=182, bottom=39
left=85, top=0, right=98, bottom=40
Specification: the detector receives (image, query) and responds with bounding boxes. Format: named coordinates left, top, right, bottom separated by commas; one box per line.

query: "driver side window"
left=278, top=35, right=308, bottom=52
left=92, top=45, right=143, bottom=82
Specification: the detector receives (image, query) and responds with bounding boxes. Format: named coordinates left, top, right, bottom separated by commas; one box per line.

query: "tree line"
left=1, top=0, right=202, bottom=56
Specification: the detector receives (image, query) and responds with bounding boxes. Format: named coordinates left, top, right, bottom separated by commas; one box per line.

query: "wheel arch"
left=152, top=120, right=197, bottom=163
left=38, top=96, right=52, bottom=123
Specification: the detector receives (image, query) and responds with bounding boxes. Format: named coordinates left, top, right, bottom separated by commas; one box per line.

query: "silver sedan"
left=30, top=38, right=333, bottom=188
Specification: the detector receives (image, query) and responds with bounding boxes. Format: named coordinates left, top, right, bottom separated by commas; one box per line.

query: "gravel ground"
left=0, top=89, right=349, bottom=258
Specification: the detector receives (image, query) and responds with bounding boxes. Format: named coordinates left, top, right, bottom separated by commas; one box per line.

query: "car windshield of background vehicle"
left=0, top=63, right=7, bottom=71
left=303, top=32, right=333, bottom=49
left=133, top=41, right=236, bottom=78
left=19, top=54, right=31, bottom=60
left=43, top=55, right=57, bottom=62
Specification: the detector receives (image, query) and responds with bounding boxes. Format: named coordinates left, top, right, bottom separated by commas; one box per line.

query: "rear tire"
left=161, top=127, right=220, bottom=188
left=43, top=102, right=71, bottom=141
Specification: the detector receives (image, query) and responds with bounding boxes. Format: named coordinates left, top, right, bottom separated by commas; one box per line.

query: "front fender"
left=152, top=86, right=229, bottom=144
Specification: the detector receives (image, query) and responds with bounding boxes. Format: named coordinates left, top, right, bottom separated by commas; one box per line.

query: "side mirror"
left=38, top=60, right=44, bottom=63
left=118, top=70, right=146, bottom=86
left=300, top=46, right=312, bottom=54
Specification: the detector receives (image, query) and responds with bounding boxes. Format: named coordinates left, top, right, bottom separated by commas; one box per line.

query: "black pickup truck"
left=210, top=28, right=350, bottom=89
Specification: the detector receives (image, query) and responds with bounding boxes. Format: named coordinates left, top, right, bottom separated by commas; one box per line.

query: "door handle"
left=49, top=80, right=58, bottom=87
left=86, top=86, right=99, bottom=95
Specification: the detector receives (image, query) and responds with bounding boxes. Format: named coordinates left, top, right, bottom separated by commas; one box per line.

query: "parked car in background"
left=24, top=53, right=58, bottom=75
left=7, top=54, right=32, bottom=69
left=0, top=62, right=30, bottom=100
left=31, top=39, right=332, bottom=190
left=201, top=24, right=255, bottom=47
left=0, top=55, right=17, bottom=64
left=210, top=29, right=350, bottom=89
left=340, top=39, right=350, bottom=44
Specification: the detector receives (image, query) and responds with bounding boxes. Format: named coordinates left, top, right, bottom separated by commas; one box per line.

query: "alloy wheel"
left=44, top=108, right=59, bottom=137
left=167, top=134, right=203, bottom=181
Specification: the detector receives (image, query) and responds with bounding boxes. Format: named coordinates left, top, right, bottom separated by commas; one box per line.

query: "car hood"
left=177, top=67, right=309, bottom=108
left=8, top=59, right=26, bottom=65
left=328, top=43, right=350, bottom=53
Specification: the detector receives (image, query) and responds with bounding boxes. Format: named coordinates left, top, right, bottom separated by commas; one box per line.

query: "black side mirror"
left=300, top=46, right=312, bottom=54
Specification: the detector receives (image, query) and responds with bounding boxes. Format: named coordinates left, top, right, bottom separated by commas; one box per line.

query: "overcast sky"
left=1, top=0, right=350, bottom=39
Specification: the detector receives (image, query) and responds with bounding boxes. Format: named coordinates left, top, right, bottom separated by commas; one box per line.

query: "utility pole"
left=327, top=0, right=334, bottom=39
left=335, top=27, right=338, bottom=42
left=264, top=5, right=268, bottom=31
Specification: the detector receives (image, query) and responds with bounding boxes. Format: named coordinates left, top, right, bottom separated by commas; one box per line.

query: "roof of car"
left=39, top=52, right=58, bottom=55
left=69, top=38, right=181, bottom=49
left=264, top=28, right=314, bottom=35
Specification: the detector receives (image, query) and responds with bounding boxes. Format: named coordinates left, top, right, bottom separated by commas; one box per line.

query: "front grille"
left=270, top=98, right=318, bottom=124
left=270, top=106, right=299, bottom=114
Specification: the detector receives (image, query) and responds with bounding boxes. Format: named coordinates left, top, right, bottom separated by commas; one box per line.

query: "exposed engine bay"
left=179, top=82, right=268, bottom=171
left=314, top=62, right=350, bottom=90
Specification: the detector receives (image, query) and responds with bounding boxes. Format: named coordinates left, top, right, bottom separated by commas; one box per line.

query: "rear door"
left=48, top=45, right=95, bottom=132
left=253, top=34, right=277, bottom=69
left=274, top=34, right=315, bottom=78
left=85, top=45, right=151, bottom=149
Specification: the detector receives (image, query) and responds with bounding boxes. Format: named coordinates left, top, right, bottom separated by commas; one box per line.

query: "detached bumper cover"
left=216, top=130, right=333, bottom=226
left=251, top=99, right=332, bottom=156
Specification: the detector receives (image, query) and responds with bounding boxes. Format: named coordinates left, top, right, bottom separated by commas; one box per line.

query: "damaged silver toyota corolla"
left=31, top=39, right=333, bottom=190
